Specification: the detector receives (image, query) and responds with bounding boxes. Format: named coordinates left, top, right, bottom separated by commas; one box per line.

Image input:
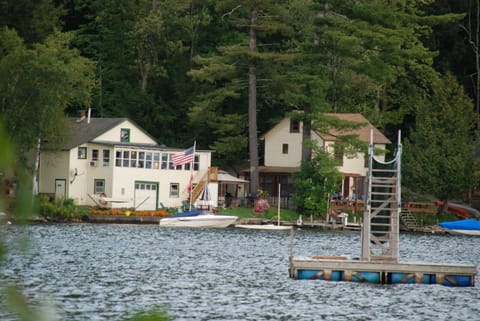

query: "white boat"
left=235, top=223, right=292, bottom=230
left=159, top=210, right=238, bottom=228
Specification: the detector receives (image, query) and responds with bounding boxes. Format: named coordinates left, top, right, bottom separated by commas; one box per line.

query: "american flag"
left=172, top=146, right=195, bottom=166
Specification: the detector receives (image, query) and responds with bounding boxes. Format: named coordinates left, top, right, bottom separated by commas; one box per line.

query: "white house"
left=38, top=113, right=215, bottom=211
left=245, top=113, right=391, bottom=200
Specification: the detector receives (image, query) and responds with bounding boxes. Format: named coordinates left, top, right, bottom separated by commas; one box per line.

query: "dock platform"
left=288, top=131, right=477, bottom=287
left=289, top=257, right=476, bottom=287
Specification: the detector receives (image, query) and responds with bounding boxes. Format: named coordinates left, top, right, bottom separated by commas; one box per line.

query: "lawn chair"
left=182, top=200, right=196, bottom=212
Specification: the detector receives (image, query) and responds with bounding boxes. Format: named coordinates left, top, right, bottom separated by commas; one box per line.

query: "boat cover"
left=439, top=219, right=480, bottom=231
left=170, top=210, right=205, bottom=218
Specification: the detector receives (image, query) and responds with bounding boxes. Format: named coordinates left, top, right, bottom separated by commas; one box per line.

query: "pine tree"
left=403, top=74, right=478, bottom=207
left=189, top=0, right=313, bottom=193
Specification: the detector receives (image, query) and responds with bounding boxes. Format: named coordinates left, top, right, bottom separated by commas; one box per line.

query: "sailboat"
left=235, top=184, right=292, bottom=230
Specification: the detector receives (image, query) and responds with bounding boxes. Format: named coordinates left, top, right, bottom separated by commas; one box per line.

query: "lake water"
left=1, top=223, right=479, bottom=321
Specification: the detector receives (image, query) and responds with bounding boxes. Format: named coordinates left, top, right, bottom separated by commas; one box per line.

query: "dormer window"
left=290, top=119, right=300, bottom=133
left=120, top=128, right=130, bottom=142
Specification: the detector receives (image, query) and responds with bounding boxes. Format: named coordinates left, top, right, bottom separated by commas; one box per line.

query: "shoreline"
left=12, top=214, right=446, bottom=234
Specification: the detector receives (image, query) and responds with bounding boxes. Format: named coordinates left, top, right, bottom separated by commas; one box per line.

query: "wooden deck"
left=330, top=200, right=438, bottom=214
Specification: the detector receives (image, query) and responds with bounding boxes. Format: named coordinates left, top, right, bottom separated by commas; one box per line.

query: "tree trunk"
left=248, top=7, right=259, bottom=195
left=475, top=0, right=480, bottom=130
left=301, top=104, right=312, bottom=162
left=463, top=0, right=480, bottom=130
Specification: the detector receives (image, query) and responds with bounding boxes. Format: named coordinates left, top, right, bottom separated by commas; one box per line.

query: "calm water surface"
left=1, top=223, right=479, bottom=321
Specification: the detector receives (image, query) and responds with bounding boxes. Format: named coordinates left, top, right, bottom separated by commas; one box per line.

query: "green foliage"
left=188, top=1, right=316, bottom=168
left=38, top=195, right=89, bottom=220
left=0, top=28, right=96, bottom=168
left=306, top=0, right=461, bottom=133
left=293, top=149, right=343, bottom=218
left=403, top=74, right=479, bottom=202
left=0, top=0, right=65, bottom=45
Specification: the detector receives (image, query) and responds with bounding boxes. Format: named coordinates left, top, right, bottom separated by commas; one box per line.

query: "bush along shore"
left=32, top=196, right=174, bottom=223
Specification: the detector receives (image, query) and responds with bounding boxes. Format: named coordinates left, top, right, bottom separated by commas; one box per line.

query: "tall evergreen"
left=189, top=1, right=313, bottom=193
left=403, top=74, right=478, bottom=207
left=308, top=0, right=462, bottom=136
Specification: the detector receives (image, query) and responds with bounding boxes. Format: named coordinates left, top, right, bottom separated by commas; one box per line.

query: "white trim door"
left=134, top=181, right=158, bottom=211
left=55, top=179, right=66, bottom=200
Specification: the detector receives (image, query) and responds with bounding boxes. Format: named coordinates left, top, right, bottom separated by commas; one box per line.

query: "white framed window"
left=145, top=152, right=152, bottom=169
left=161, top=153, right=168, bottom=169
left=153, top=152, right=160, bottom=169
left=94, top=179, right=105, bottom=194
left=92, top=149, right=99, bottom=161
left=103, top=150, right=110, bottom=166
left=115, top=150, right=122, bottom=167
left=170, top=183, right=179, bottom=198
left=122, top=150, right=130, bottom=167
left=130, top=151, right=137, bottom=167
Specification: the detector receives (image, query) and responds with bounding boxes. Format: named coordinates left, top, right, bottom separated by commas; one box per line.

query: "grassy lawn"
left=220, top=206, right=299, bottom=221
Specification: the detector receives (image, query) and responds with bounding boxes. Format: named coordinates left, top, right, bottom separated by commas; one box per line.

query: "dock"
left=289, top=256, right=476, bottom=286
left=289, top=131, right=477, bottom=287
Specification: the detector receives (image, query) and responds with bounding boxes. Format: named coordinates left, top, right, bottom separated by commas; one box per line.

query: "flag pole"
left=189, top=141, right=196, bottom=211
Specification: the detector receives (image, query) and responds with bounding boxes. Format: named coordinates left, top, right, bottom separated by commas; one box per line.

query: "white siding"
left=39, top=151, right=70, bottom=194
left=263, top=117, right=388, bottom=177
left=68, top=145, right=90, bottom=204
left=264, top=118, right=303, bottom=167
left=39, top=119, right=214, bottom=210
left=94, top=120, right=157, bottom=144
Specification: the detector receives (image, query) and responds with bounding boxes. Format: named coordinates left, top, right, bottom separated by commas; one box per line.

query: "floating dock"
left=289, top=131, right=477, bottom=287
left=289, top=256, right=476, bottom=286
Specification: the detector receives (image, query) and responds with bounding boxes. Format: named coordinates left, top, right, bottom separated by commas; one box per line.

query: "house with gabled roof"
left=38, top=111, right=216, bottom=211
left=242, top=113, right=391, bottom=201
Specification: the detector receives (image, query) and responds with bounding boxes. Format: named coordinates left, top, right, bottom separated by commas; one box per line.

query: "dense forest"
left=1, top=0, right=479, bottom=201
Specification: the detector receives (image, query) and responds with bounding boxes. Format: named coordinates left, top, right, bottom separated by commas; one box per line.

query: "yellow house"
left=247, top=113, right=391, bottom=200
left=38, top=113, right=214, bottom=210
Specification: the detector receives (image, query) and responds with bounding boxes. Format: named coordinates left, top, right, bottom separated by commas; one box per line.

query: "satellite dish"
left=70, top=168, right=78, bottom=184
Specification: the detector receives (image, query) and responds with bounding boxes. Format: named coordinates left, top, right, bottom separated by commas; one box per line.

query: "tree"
left=0, top=28, right=96, bottom=169
left=293, top=148, right=343, bottom=218
left=308, top=0, right=463, bottom=137
left=460, top=0, right=480, bottom=130
left=189, top=0, right=313, bottom=193
left=403, top=74, right=478, bottom=208
left=0, top=0, right=64, bottom=45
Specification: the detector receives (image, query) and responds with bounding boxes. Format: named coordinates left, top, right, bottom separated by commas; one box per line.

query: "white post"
left=277, top=183, right=281, bottom=226
left=87, top=108, right=91, bottom=124
left=32, top=137, right=41, bottom=198
left=189, top=141, right=196, bottom=211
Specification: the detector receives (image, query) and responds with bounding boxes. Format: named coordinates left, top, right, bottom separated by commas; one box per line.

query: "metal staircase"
left=361, top=131, right=402, bottom=263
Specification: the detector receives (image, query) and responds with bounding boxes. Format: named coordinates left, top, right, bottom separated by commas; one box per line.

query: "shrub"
left=38, top=196, right=88, bottom=220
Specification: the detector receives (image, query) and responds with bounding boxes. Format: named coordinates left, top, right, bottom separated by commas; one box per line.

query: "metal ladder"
left=361, top=130, right=402, bottom=262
